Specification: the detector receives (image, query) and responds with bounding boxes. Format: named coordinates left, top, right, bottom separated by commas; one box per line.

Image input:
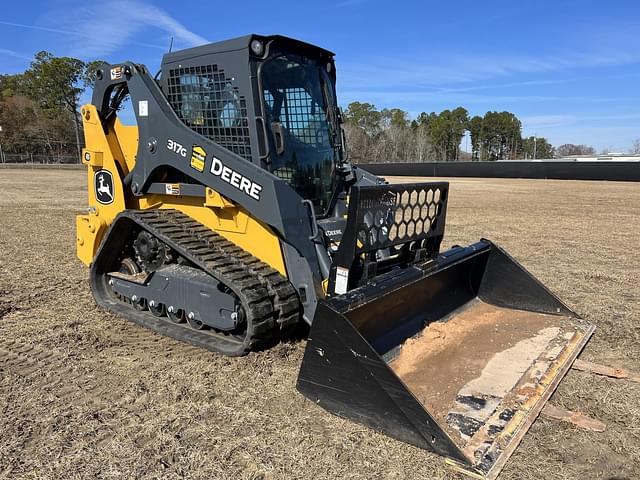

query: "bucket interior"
left=384, top=300, right=576, bottom=447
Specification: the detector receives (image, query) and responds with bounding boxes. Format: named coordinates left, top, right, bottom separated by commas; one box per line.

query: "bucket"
left=298, top=240, right=594, bottom=479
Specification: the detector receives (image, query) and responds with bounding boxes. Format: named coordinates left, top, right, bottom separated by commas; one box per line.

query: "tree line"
left=0, top=52, right=103, bottom=160
left=341, top=102, right=610, bottom=163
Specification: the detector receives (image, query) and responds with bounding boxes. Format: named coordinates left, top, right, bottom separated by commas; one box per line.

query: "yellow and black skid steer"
left=76, top=34, right=594, bottom=479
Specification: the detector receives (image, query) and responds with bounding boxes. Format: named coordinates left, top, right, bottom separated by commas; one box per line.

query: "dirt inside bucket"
left=388, top=300, right=569, bottom=446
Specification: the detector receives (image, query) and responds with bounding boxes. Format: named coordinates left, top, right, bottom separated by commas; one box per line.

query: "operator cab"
left=160, top=35, right=345, bottom=217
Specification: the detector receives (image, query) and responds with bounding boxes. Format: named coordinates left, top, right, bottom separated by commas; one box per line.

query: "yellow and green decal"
left=190, top=145, right=207, bottom=172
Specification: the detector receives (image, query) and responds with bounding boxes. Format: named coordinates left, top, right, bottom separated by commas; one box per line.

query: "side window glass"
left=179, top=74, right=206, bottom=126
left=218, top=83, right=242, bottom=128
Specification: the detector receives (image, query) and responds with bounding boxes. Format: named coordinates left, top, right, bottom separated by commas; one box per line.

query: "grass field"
left=0, top=169, right=638, bottom=479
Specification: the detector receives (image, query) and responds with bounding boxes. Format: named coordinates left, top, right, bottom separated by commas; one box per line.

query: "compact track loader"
left=76, top=34, right=594, bottom=478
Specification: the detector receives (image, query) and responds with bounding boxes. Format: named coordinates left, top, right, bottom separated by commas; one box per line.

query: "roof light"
left=250, top=39, right=264, bottom=56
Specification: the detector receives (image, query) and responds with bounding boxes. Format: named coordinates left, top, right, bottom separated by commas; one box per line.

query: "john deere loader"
left=76, top=34, right=594, bottom=478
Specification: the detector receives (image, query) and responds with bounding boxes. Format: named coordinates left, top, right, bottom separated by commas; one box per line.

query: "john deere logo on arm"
left=210, top=157, right=262, bottom=201
left=94, top=170, right=114, bottom=204
left=190, top=145, right=206, bottom=172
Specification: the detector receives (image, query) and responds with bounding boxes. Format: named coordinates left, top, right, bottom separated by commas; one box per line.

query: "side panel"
left=76, top=104, right=287, bottom=276
left=112, top=119, right=139, bottom=172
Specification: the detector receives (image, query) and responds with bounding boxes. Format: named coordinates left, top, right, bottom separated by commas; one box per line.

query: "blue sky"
left=1, top=0, right=639, bottom=152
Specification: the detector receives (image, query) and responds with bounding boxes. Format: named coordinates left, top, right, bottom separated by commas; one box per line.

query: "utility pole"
left=533, top=135, right=537, bottom=160
left=0, top=126, right=5, bottom=163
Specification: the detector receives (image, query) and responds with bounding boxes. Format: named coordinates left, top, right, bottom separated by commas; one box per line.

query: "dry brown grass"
left=0, top=169, right=638, bottom=479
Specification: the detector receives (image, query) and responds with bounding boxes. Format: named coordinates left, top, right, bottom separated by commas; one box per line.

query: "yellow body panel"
left=137, top=194, right=286, bottom=274
left=112, top=119, right=139, bottom=172
left=76, top=104, right=287, bottom=276
left=76, top=106, right=129, bottom=264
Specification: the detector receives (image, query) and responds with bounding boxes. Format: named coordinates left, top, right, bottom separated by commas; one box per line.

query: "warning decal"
left=165, top=183, right=181, bottom=195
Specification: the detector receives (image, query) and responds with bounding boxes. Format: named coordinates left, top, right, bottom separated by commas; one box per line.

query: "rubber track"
left=160, top=212, right=300, bottom=331
left=94, top=209, right=300, bottom=355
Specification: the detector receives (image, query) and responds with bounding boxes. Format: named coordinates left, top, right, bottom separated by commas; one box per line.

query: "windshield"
left=261, top=54, right=339, bottom=215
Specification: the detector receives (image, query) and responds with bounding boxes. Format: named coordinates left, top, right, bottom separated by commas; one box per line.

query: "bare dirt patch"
left=390, top=304, right=556, bottom=403
left=389, top=301, right=574, bottom=446
left=0, top=170, right=638, bottom=479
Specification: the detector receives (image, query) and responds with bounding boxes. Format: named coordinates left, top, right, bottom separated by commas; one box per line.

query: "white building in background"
left=556, top=153, right=640, bottom=162
left=499, top=153, right=640, bottom=162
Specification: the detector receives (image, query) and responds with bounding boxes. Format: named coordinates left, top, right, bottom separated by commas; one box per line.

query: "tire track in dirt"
left=0, top=289, right=17, bottom=319
left=0, top=337, right=152, bottom=448
left=111, top=316, right=216, bottom=360
left=0, top=317, right=222, bottom=455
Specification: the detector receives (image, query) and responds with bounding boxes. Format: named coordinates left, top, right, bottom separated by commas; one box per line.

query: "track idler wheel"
left=115, top=258, right=146, bottom=311
left=148, top=300, right=166, bottom=317
left=131, top=295, right=147, bottom=311
left=186, top=311, right=206, bottom=330
left=167, top=306, right=185, bottom=324
left=232, top=304, right=246, bottom=329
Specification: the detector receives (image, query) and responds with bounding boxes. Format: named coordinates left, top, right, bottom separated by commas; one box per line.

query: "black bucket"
left=297, top=239, right=594, bottom=479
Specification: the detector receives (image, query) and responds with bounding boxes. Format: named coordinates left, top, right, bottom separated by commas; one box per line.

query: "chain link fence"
left=1, top=153, right=80, bottom=165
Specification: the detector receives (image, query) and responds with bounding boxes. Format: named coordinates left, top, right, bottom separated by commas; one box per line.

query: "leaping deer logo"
left=95, top=171, right=114, bottom=204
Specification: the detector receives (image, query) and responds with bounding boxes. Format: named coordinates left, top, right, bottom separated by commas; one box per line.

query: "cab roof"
left=162, top=34, right=335, bottom=65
